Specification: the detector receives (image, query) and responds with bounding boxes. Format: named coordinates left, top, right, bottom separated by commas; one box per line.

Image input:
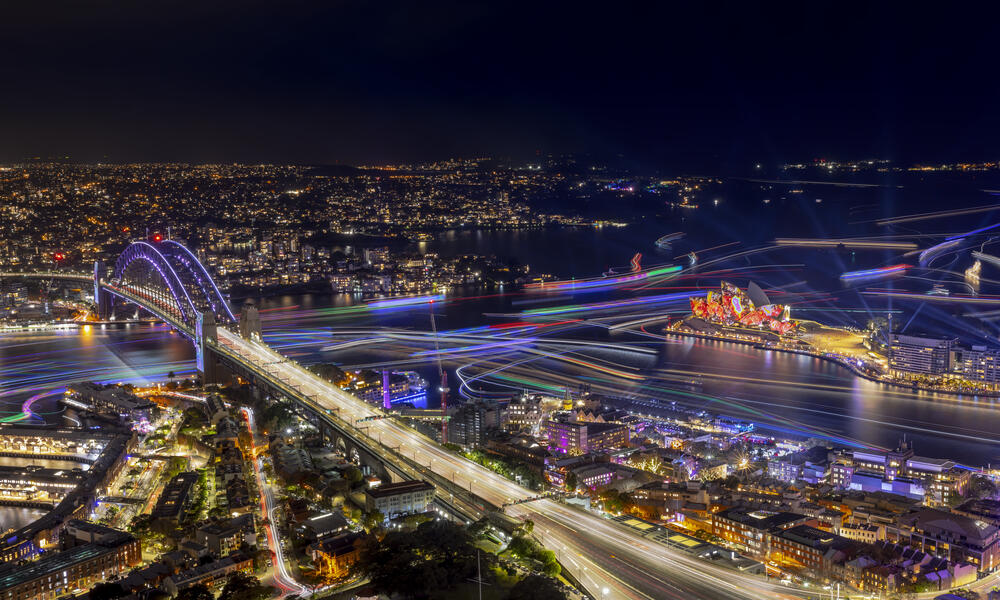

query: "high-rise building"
left=544, top=420, right=629, bottom=455
left=952, top=345, right=1000, bottom=385
left=889, top=334, right=955, bottom=376
left=447, top=402, right=505, bottom=448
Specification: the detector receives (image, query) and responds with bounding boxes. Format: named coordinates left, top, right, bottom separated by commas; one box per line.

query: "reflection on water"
left=256, top=289, right=1000, bottom=467
left=2, top=226, right=1000, bottom=480
left=0, top=507, right=47, bottom=535
left=0, top=324, right=195, bottom=423
left=0, top=456, right=87, bottom=469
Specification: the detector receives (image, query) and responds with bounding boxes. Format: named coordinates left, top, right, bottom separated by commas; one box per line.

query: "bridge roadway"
left=212, top=328, right=808, bottom=600
left=102, top=283, right=807, bottom=599
left=0, top=271, right=92, bottom=282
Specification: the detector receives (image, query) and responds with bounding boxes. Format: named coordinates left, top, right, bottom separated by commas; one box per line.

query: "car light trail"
left=209, top=327, right=813, bottom=600
left=240, top=406, right=309, bottom=597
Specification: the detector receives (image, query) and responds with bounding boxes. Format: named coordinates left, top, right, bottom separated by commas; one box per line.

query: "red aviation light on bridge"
left=152, top=234, right=163, bottom=242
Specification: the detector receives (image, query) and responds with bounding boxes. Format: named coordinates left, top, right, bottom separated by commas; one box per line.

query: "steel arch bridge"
left=104, top=240, right=236, bottom=329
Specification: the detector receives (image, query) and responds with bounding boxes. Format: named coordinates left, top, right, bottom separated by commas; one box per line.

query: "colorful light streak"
left=525, top=265, right=682, bottom=292
left=775, top=238, right=918, bottom=250
left=367, top=294, right=446, bottom=309
left=860, top=291, right=1000, bottom=304
left=388, top=390, right=427, bottom=405
left=876, top=204, right=1000, bottom=226
left=946, top=222, right=1000, bottom=241
left=522, top=291, right=698, bottom=316
left=410, top=339, right=532, bottom=357
left=918, top=239, right=961, bottom=266
left=839, top=264, right=908, bottom=281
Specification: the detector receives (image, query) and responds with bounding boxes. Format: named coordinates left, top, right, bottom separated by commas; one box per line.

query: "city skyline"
left=6, top=4, right=1000, bottom=600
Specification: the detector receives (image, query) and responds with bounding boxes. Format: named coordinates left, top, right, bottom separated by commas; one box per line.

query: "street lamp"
left=602, top=587, right=609, bottom=600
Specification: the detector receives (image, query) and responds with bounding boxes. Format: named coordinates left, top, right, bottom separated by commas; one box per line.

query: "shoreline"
left=664, top=328, right=1000, bottom=399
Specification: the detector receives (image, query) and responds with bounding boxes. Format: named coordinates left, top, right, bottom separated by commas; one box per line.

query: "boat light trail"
left=919, top=239, right=961, bottom=266
left=860, top=291, right=1000, bottom=305
left=524, top=265, right=681, bottom=292
left=520, top=291, right=699, bottom=316
left=876, top=204, right=1000, bottom=226
left=775, top=238, right=917, bottom=250
left=840, top=264, right=908, bottom=282
left=367, top=294, right=446, bottom=310
left=946, top=222, right=1000, bottom=241
left=972, top=251, right=1000, bottom=269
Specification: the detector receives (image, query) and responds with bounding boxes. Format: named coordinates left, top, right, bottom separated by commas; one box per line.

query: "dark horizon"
left=2, top=2, right=998, bottom=170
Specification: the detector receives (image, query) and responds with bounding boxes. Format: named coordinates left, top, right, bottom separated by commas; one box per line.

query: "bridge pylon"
left=196, top=311, right=229, bottom=385
left=239, top=300, right=262, bottom=341
left=93, top=261, right=113, bottom=320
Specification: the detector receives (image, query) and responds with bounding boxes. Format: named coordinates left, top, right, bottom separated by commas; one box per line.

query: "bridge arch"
left=107, top=240, right=235, bottom=328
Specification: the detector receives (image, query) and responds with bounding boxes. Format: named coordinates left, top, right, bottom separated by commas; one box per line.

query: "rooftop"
left=714, top=508, right=805, bottom=531
left=365, top=480, right=434, bottom=498
left=0, top=531, right=135, bottom=590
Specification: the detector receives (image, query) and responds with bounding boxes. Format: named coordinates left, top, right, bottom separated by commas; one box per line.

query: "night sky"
left=2, top=2, right=997, bottom=170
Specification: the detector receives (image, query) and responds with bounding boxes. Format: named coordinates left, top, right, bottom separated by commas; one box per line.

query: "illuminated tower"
left=382, top=370, right=391, bottom=410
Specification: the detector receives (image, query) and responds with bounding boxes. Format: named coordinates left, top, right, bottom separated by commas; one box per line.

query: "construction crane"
left=429, top=299, right=448, bottom=443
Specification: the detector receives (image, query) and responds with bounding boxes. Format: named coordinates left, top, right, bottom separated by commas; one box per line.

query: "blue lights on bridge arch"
left=107, top=239, right=235, bottom=329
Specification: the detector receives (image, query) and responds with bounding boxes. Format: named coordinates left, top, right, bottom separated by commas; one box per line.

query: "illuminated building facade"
left=688, top=281, right=793, bottom=334
left=769, top=525, right=848, bottom=572
left=829, top=441, right=970, bottom=507
left=889, top=508, right=1000, bottom=573
left=711, top=508, right=807, bottom=558
left=889, top=334, right=955, bottom=376
left=0, top=525, right=140, bottom=600
left=544, top=420, right=628, bottom=455
left=310, top=532, right=365, bottom=580
left=363, top=480, right=435, bottom=518
left=952, top=345, right=1000, bottom=385
left=0, top=427, right=134, bottom=564
left=506, top=395, right=544, bottom=433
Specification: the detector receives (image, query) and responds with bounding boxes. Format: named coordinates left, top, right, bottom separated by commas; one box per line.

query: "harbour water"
left=6, top=177, right=1000, bottom=525
left=2, top=278, right=998, bottom=468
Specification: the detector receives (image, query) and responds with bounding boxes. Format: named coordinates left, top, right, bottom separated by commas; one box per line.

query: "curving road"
left=241, top=406, right=308, bottom=597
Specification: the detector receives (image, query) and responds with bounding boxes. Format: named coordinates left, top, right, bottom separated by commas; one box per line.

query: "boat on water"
left=655, top=232, right=685, bottom=249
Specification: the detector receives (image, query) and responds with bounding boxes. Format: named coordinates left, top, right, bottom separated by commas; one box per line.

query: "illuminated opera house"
left=688, top=281, right=794, bottom=335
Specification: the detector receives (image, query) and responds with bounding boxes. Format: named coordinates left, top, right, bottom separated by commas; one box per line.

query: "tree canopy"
left=218, top=572, right=272, bottom=600
left=357, top=520, right=490, bottom=599
left=90, top=583, right=127, bottom=600
left=363, top=509, right=385, bottom=532
left=308, top=363, right=347, bottom=384
left=174, top=584, right=214, bottom=600
left=507, top=575, right=567, bottom=600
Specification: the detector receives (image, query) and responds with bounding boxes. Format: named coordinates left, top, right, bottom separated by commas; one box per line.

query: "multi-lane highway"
left=215, top=328, right=808, bottom=600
